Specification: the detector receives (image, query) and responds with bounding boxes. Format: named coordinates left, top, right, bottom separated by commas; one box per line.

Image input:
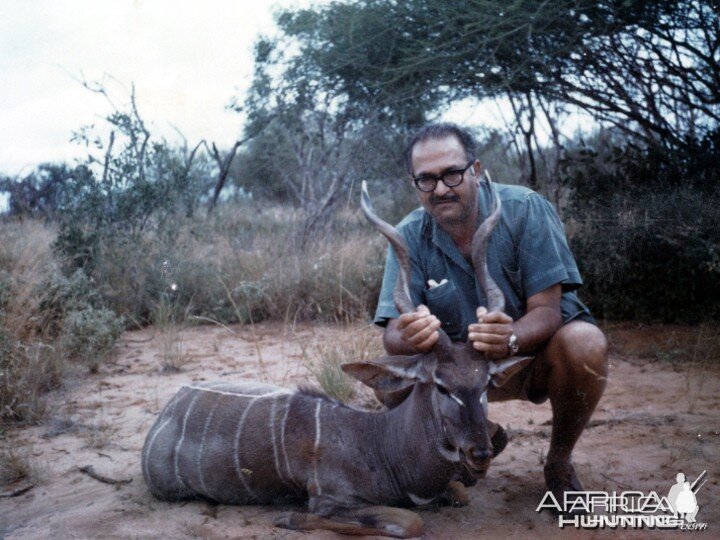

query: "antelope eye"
left=435, top=383, right=449, bottom=396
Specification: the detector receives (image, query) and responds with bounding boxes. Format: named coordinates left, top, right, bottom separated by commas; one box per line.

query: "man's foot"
left=543, top=461, right=586, bottom=515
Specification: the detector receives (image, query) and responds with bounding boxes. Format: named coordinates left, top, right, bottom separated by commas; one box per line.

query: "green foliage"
left=51, top=88, right=213, bottom=271
left=26, top=267, right=124, bottom=371
left=236, top=8, right=416, bottom=245
left=58, top=306, right=124, bottom=371
left=0, top=163, right=80, bottom=219
left=0, top=222, right=124, bottom=423
left=34, top=269, right=110, bottom=332
left=564, top=129, right=720, bottom=322
left=267, top=0, right=717, bottom=149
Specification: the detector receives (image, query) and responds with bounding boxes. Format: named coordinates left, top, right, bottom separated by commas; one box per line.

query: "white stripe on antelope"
left=141, top=179, right=531, bottom=538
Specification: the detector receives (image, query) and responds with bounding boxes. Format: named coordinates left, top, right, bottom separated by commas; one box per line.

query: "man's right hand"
left=396, top=305, right=441, bottom=353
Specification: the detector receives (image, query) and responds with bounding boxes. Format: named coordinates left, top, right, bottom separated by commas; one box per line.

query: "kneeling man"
left=373, top=123, right=609, bottom=503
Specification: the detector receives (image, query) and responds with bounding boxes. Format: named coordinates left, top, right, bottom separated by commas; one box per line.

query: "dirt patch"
left=2, top=322, right=719, bottom=538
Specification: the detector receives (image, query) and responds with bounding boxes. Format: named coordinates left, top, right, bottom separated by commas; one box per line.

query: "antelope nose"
left=472, top=448, right=492, bottom=462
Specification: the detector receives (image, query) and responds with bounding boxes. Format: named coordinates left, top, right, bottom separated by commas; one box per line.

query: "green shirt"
left=373, top=182, right=594, bottom=340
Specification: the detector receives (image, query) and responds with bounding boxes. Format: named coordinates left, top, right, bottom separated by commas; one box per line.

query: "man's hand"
left=396, top=304, right=441, bottom=353
left=468, top=306, right=514, bottom=359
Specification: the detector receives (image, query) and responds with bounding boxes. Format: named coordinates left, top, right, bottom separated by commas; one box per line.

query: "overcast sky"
left=0, top=1, right=306, bottom=176
left=1, top=0, right=585, bottom=183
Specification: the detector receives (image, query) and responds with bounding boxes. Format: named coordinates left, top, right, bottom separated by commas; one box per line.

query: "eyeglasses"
left=412, top=161, right=475, bottom=192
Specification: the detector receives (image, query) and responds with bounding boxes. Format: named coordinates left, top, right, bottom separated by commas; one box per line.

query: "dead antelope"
left=141, top=178, right=530, bottom=538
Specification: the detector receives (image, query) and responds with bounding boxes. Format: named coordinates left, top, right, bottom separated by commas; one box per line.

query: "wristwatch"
left=508, top=333, right=519, bottom=356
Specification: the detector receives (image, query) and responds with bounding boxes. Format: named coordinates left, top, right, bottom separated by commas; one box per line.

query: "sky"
left=0, top=0, right=587, bottom=183
left=0, top=1, right=296, bottom=176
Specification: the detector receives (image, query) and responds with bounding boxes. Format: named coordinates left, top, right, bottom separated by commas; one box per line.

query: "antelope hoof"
left=439, top=480, right=470, bottom=507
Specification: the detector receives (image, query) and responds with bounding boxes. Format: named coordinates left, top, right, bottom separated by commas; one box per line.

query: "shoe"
left=543, top=462, right=587, bottom=515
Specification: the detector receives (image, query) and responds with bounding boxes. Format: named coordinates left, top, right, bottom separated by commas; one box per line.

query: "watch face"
left=509, top=334, right=519, bottom=354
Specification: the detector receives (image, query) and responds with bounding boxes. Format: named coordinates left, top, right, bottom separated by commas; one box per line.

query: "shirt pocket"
left=425, top=280, right=463, bottom=337
left=501, top=264, right=524, bottom=302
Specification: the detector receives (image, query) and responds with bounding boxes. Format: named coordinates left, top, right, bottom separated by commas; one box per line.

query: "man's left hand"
left=468, top=307, right=514, bottom=359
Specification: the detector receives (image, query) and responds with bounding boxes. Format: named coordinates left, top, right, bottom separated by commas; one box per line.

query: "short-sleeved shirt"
left=373, top=182, right=595, bottom=340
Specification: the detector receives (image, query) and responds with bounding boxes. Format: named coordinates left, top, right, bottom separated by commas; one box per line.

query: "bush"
left=58, top=307, right=124, bottom=371
left=563, top=130, right=720, bottom=322
left=0, top=221, right=123, bottom=423
left=84, top=202, right=386, bottom=327
left=0, top=334, right=64, bottom=423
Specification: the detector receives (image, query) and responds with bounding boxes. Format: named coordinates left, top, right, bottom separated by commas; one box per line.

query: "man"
left=373, top=123, right=608, bottom=503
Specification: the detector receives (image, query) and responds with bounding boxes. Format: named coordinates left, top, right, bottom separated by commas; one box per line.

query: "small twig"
left=584, top=418, right=614, bottom=428
left=118, top=332, right=156, bottom=344
left=0, top=482, right=35, bottom=498
left=192, top=315, right=237, bottom=335
left=600, top=472, right=632, bottom=490
left=78, top=465, right=132, bottom=485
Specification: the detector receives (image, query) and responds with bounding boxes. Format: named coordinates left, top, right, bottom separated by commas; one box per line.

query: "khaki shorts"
left=487, top=356, right=549, bottom=405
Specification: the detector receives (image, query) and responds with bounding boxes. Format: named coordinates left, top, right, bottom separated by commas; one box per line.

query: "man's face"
left=410, top=135, right=480, bottom=229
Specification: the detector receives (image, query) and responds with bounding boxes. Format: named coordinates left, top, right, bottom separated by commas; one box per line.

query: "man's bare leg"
left=528, top=321, right=608, bottom=496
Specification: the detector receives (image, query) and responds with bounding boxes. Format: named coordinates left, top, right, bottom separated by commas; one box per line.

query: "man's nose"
left=433, top=179, right=451, bottom=196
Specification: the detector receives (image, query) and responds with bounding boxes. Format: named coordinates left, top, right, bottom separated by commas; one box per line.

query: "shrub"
left=58, top=307, right=124, bottom=371
left=84, top=202, right=387, bottom=327
left=0, top=220, right=123, bottom=423
left=563, top=130, right=720, bottom=322
left=0, top=329, right=64, bottom=423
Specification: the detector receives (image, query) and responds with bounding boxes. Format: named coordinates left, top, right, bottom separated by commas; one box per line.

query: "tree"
left=238, top=34, right=408, bottom=246
left=267, top=0, right=718, bottom=149
left=48, top=82, right=214, bottom=269
left=0, top=163, right=79, bottom=219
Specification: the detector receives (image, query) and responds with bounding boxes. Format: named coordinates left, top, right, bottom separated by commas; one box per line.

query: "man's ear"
left=488, top=356, right=533, bottom=388
left=341, top=354, right=434, bottom=392
left=473, top=161, right=482, bottom=181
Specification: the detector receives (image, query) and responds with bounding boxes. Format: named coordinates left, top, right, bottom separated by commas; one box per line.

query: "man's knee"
left=548, top=321, right=609, bottom=378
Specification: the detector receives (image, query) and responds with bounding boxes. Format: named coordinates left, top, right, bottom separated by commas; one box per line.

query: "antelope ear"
left=341, top=354, right=434, bottom=392
left=488, top=356, right=533, bottom=388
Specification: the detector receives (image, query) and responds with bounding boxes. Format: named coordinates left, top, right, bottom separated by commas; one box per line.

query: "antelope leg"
left=274, top=506, right=424, bottom=538
left=436, top=480, right=470, bottom=507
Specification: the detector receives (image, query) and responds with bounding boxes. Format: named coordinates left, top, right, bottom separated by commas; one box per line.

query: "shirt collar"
left=426, top=187, right=494, bottom=278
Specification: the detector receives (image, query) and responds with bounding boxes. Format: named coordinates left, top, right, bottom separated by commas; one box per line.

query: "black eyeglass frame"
left=411, top=161, right=475, bottom=192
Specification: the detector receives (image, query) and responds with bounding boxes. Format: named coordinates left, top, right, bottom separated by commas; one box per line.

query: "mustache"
left=430, top=194, right=460, bottom=205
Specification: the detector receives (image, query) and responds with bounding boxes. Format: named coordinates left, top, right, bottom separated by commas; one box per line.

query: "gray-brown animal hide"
left=142, top=381, right=458, bottom=514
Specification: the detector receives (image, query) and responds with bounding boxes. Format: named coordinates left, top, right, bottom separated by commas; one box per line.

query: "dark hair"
left=403, top=123, right=478, bottom=174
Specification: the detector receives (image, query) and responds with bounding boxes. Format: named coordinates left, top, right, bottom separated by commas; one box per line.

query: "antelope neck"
left=373, top=384, right=457, bottom=493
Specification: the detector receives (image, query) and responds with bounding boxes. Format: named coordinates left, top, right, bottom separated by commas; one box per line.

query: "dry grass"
left=0, top=220, right=122, bottom=423
left=151, top=295, right=191, bottom=373
left=0, top=220, right=57, bottom=340
left=303, top=324, right=384, bottom=405
left=88, top=204, right=386, bottom=327
left=604, top=322, right=720, bottom=363
left=0, top=444, right=39, bottom=492
left=0, top=221, right=65, bottom=423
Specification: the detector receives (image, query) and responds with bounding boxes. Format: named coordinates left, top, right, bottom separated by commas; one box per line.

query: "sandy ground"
left=2, top=322, right=719, bottom=539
